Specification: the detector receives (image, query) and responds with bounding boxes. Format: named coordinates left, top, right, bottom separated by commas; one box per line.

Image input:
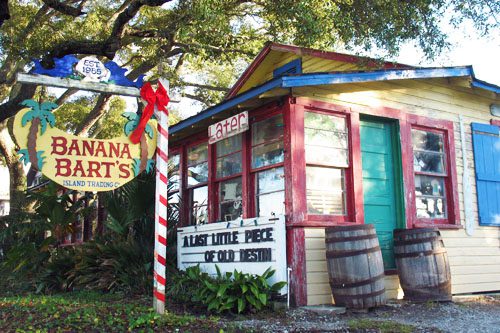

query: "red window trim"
left=300, top=105, right=357, bottom=225
left=407, top=114, right=460, bottom=227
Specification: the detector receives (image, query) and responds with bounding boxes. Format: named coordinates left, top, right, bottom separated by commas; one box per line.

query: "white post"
left=153, top=79, right=169, bottom=314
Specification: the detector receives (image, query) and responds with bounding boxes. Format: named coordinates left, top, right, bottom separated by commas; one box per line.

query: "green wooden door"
left=360, top=119, right=399, bottom=270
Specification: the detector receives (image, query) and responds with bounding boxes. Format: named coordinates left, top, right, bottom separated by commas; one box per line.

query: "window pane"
left=220, top=177, right=242, bottom=221
left=306, top=166, right=345, bottom=215
left=188, top=162, right=208, bottom=185
left=168, top=192, right=180, bottom=221
left=216, top=152, right=242, bottom=178
left=305, top=145, right=349, bottom=167
left=256, top=167, right=285, bottom=217
left=305, top=112, right=346, bottom=132
left=252, top=141, right=284, bottom=168
left=413, top=151, right=445, bottom=174
left=216, top=134, right=242, bottom=157
left=187, top=143, right=208, bottom=166
left=257, top=191, right=285, bottom=217
left=169, top=154, right=181, bottom=191
left=252, top=115, right=284, bottom=146
left=305, top=128, right=348, bottom=149
left=189, top=186, right=208, bottom=225
left=257, top=167, right=285, bottom=194
left=414, top=175, right=447, bottom=218
left=412, top=129, right=444, bottom=153
left=305, top=112, right=349, bottom=167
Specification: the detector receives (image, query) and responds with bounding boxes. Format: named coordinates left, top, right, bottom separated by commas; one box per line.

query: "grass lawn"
left=0, top=292, right=223, bottom=332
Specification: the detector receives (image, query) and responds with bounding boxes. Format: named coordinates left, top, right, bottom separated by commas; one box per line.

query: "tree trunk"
left=139, top=133, right=148, bottom=173
left=0, top=120, right=28, bottom=215
left=27, top=117, right=40, bottom=169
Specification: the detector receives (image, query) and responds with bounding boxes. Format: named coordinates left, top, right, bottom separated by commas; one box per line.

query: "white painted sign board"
left=208, top=111, right=249, bottom=144
left=177, top=215, right=287, bottom=293
left=75, top=56, right=110, bottom=81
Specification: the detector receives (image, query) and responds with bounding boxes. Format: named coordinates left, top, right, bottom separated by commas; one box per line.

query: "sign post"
left=152, top=79, right=169, bottom=314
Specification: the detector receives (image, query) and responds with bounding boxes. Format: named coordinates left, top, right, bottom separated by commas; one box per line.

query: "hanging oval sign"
left=75, top=56, right=110, bottom=81
left=13, top=100, right=157, bottom=192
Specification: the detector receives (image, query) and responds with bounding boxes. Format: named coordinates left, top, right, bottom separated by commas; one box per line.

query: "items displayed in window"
left=256, top=167, right=285, bottom=217
left=411, top=128, right=448, bottom=220
left=187, top=143, right=208, bottom=185
left=251, top=115, right=284, bottom=168
left=219, top=177, right=242, bottom=221
left=216, top=134, right=242, bottom=178
left=189, top=186, right=208, bottom=225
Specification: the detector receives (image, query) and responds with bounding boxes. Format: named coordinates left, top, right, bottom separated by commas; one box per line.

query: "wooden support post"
left=153, top=79, right=169, bottom=314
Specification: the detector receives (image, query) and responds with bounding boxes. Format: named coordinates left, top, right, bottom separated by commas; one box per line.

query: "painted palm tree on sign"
left=18, top=99, right=58, bottom=170
left=122, top=112, right=154, bottom=176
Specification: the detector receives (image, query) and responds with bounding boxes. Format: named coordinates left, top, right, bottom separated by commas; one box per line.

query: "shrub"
left=170, top=265, right=286, bottom=314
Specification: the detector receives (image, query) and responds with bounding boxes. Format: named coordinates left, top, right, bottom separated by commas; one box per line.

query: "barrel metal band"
left=325, top=234, right=378, bottom=244
left=326, top=246, right=381, bottom=258
left=394, top=236, right=442, bottom=246
left=329, top=273, right=385, bottom=289
left=394, top=248, right=447, bottom=258
left=334, top=288, right=386, bottom=300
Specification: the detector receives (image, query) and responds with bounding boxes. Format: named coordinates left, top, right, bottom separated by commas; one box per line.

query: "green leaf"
left=240, top=284, right=248, bottom=294
left=217, top=284, right=228, bottom=298
left=258, top=293, right=267, bottom=305
left=237, top=298, right=245, bottom=313
left=250, top=285, right=259, bottom=298
left=271, top=281, right=287, bottom=291
left=245, top=294, right=257, bottom=307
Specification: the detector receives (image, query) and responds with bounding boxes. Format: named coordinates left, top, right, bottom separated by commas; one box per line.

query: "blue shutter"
left=471, top=123, right=500, bottom=226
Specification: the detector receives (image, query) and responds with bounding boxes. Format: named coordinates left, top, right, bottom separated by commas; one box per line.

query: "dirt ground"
left=227, top=296, right=500, bottom=332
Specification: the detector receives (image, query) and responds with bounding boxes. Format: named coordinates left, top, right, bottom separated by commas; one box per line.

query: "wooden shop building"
left=169, top=42, right=500, bottom=306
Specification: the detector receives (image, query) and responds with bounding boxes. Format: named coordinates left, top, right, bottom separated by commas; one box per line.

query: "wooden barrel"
left=325, top=224, right=386, bottom=309
left=393, top=228, right=451, bottom=302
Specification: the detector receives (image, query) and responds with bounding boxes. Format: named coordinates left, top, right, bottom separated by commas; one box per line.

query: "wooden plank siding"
left=299, top=78, right=500, bottom=305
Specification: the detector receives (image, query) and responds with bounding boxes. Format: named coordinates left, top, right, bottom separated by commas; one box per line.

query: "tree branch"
left=74, top=94, right=111, bottom=137
left=183, top=93, right=208, bottom=105
left=180, top=81, right=229, bottom=92
left=42, top=0, right=86, bottom=17
left=0, top=84, right=37, bottom=122
left=48, top=0, right=173, bottom=60
left=173, top=41, right=255, bottom=57
left=56, top=89, right=78, bottom=105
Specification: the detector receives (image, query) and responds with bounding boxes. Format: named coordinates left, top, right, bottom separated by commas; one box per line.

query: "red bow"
left=129, top=81, right=169, bottom=144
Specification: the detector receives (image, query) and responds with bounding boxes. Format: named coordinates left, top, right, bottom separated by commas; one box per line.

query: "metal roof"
left=170, top=66, right=499, bottom=136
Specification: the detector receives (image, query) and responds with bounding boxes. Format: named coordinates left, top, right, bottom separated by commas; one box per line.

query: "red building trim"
left=286, top=226, right=307, bottom=306
left=490, top=119, right=500, bottom=126
left=270, top=43, right=412, bottom=70
left=225, top=43, right=273, bottom=99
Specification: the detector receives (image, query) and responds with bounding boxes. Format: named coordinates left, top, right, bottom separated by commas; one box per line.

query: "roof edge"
left=225, top=42, right=413, bottom=99
left=172, top=66, right=498, bottom=136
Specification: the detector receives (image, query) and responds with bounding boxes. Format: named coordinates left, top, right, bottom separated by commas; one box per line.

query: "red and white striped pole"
left=153, top=79, right=169, bottom=314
